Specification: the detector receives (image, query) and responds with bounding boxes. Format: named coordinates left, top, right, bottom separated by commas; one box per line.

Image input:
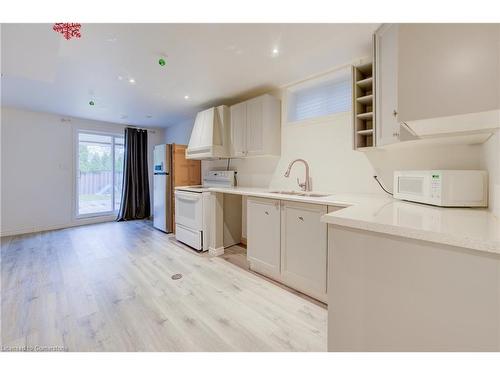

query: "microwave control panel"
left=430, top=173, right=441, bottom=199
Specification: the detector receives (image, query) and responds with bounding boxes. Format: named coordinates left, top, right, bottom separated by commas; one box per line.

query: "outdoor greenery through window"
left=77, top=132, right=124, bottom=216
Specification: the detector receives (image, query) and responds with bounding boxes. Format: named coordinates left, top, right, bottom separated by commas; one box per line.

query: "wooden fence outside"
left=79, top=171, right=123, bottom=195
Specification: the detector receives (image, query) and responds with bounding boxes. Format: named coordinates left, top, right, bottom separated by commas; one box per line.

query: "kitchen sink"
left=268, top=190, right=305, bottom=196
left=268, top=190, right=330, bottom=198
left=300, top=192, right=330, bottom=197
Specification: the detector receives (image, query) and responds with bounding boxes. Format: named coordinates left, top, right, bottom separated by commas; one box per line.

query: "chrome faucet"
left=284, top=159, right=311, bottom=191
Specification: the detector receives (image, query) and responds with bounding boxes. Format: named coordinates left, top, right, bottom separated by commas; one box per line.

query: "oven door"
left=174, top=190, right=203, bottom=231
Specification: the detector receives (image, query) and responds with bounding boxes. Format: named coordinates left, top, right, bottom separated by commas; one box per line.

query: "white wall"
left=202, top=87, right=482, bottom=196
left=197, top=80, right=484, bottom=241
left=480, top=131, right=500, bottom=218
left=164, top=118, right=195, bottom=145
left=163, top=65, right=495, bottom=221
left=0, top=107, right=165, bottom=236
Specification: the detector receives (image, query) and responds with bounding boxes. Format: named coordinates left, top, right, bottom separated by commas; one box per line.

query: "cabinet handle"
left=298, top=216, right=304, bottom=221
left=265, top=211, right=269, bottom=215
left=393, top=132, right=400, bottom=137
left=393, top=110, right=398, bottom=117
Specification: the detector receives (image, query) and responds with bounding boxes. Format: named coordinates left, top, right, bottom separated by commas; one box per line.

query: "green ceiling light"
left=158, top=57, right=166, bottom=66
left=89, top=100, right=95, bottom=106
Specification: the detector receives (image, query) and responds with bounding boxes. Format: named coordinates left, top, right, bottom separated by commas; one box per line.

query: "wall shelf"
left=356, top=112, right=373, bottom=120
left=356, top=94, right=373, bottom=105
left=353, top=61, right=375, bottom=149
left=357, top=129, right=374, bottom=135
left=356, top=77, right=373, bottom=90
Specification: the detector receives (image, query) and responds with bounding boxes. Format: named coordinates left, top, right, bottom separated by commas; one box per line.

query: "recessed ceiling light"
left=272, top=48, right=279, bottom=56
left=129, top=78, right=136, bottom=84
left=184, top=95, right=190, bottom=100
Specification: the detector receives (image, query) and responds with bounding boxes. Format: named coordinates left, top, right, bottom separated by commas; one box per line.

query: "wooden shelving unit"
left=353, top=62, right=375, bottom=149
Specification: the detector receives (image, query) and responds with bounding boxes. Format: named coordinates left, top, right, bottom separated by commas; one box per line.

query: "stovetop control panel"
left=203, top=170, right=236, bottom=188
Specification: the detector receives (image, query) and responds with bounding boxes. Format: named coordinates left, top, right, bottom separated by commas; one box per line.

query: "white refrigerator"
left=153, top=144, right=173, bottom=232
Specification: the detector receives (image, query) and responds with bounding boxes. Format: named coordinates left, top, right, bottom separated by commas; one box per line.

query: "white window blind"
left=287, top=69, right=351, bottom=123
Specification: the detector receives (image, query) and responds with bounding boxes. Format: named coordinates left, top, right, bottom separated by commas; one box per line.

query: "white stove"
left=174, top=171, right=236, bottom=251
left=176, top=170, right=236, bottom=193
left=175, top=185, right=209, bottom=193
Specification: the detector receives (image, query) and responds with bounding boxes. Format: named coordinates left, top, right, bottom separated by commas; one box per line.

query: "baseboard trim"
left=240, top=237, right=247, bottom=246
left=208, top=246, right=225, bottom=257
left=0, top=215, right=117, bottom=237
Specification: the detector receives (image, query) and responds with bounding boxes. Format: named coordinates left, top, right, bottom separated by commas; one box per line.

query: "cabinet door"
left=375, top=24, right=400, bottom=146
left=247, top=197, right=281, bottom=279
left=173, top=144, right=201, bottom=186
left=281, top=201, right=328, bottom=302
left=230, top=102, right=247, bottom=157
left=398, top=24, right=500, bottom=123
left=245, top=96, right=264, bottom=156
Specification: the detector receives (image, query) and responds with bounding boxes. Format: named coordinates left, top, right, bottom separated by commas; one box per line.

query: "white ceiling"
left=1, top=23, right=378, bottom=127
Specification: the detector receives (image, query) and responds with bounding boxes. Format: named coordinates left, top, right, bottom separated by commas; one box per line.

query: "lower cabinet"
left=247, top=197, right=329, bottom=303
left=281, top=201, right=328, bottom=302
left=247, top=197, right=281, bottom=279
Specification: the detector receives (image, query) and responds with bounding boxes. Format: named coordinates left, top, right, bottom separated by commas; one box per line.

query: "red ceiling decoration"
left=53, top=23, right=82, bottom=40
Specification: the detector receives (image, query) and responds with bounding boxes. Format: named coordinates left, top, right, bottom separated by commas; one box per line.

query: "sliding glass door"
left=77, top=132, right=124, bottom=217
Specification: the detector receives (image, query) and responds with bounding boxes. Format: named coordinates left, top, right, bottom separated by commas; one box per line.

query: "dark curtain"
left=117, top=127, right=151, bottom=221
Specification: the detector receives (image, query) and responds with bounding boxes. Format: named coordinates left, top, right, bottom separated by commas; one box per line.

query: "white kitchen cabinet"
left=374, top=24, right=400, bottom=146
left=374, top=23, right=500, bottom=145
left=247, top=197, right=281, bottom=279
left=281, top=201, right=328, bottom=302
left=328, top=224, right=500, bottom=351
left=229, top=94, right=281, bottom=157
left=245, top=96, right=265, bottom=156
left=397, top=24, right=500, bottom=123
left=246, top=197, right=336, bottom=302
left=229, top=101, right=246, bottom=157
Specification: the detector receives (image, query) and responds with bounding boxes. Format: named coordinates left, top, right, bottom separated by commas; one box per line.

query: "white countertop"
left=208, top=186, right=500, bottom=254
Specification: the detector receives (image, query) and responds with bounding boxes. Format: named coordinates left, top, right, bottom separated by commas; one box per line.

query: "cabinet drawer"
left=175, top=223, right=203, bottom=251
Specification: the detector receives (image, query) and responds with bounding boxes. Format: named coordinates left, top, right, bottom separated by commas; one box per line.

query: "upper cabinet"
left=229, top=101, right=247, bottom=157
left=374, top=24, right=400, bottom=147
left=229, top=94, right=281, bottom=157
left=397, top=24, right=499, bottom=123
left=372, top=23, right=500, bottom=147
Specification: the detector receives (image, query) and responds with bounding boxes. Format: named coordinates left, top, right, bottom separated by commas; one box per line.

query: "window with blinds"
left=286, top=69, right=351, bottom=123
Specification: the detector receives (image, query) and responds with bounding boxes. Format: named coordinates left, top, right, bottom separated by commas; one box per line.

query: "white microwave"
left=393, top=170, right=488, bottom=207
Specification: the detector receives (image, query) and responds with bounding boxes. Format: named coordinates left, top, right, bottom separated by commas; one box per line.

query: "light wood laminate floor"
left=1, top=220, right=326, bottom=351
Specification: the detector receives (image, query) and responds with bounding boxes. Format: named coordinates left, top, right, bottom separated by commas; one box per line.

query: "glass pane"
left=78, top=133, right=113, bottom=215
left=114, top=137, right=125, bottom=211
left=287, top=69, right=351, bottom=123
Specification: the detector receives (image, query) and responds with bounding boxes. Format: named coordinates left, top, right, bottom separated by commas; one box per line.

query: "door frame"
left=74, top=129, right=124, bottom=219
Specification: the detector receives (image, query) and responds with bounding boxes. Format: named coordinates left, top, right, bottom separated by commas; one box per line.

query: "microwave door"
left=395, top=174, right=434, bottom=205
